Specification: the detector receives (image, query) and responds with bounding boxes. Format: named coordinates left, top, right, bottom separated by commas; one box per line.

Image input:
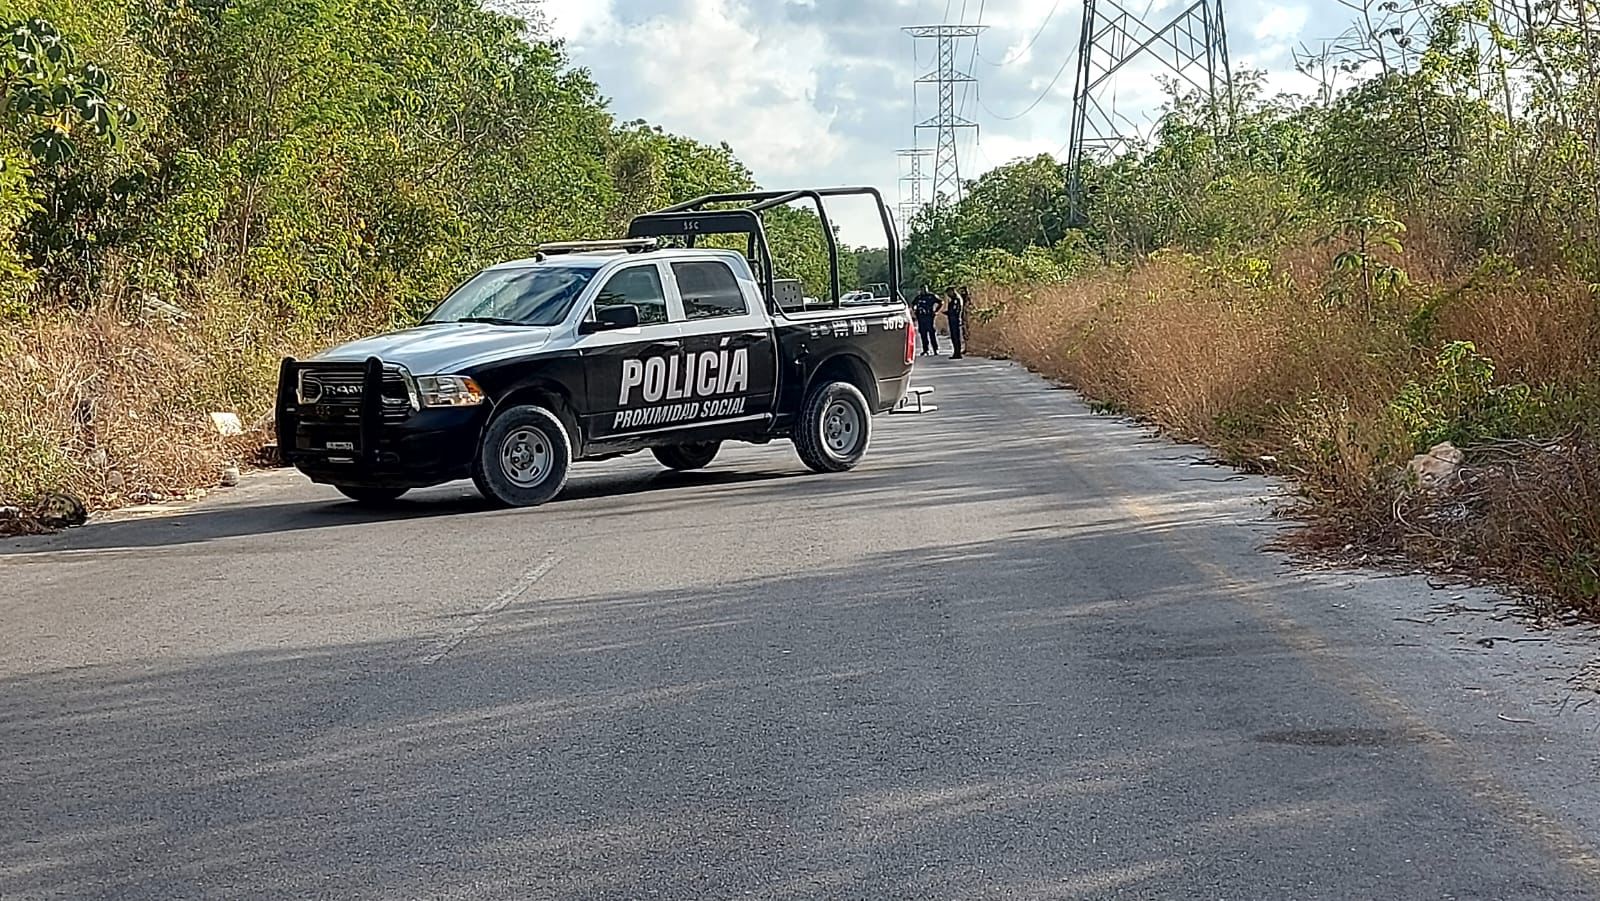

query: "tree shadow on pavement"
left=0, top=393, right=1183, bottom=557
left=0, top=467, right=807, bottom=556
left=2, top=530, right=1588, bottom=901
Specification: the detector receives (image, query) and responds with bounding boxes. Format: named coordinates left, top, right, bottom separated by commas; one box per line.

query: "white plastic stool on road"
left=893, top=385, right=936, bottom=414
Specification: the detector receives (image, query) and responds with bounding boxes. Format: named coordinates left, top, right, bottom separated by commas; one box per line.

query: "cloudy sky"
left=536, top=0, right=1365, bottom=245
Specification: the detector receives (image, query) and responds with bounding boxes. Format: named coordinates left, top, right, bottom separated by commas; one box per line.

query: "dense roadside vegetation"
left=909, top=2, right=1600, bottom=616
left=0, top=0, right=868, bottom=520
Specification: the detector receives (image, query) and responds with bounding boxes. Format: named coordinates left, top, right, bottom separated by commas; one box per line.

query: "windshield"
left=423, top=264, right=599, bottom=326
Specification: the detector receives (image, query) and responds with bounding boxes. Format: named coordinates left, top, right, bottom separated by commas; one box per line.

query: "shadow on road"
left=1, top=527, right=1577, bottom=900
left=0, top=467, right=805, bottom=555
left=0, top=391, right=1162, bottom=556
left=4, top=355, right=1237, bottom=560
left=2, top=359, right=1590, bottom=899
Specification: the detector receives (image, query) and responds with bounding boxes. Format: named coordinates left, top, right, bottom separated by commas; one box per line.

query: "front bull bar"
left=275, top=355, right=388, bottom=466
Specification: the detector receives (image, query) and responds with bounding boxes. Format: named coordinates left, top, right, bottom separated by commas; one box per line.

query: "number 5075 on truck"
left=274, top=187, right=914, bottom=507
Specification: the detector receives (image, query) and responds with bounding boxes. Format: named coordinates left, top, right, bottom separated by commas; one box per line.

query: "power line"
left=972, top=133, right=999, bottom=170
left=956, top=0, right=987, bottom=168
left=978, top=48, right=1075, bottom=120
left=961, top=0, right=986, bottom=84
left=976, top=0, right=1066, bottom=66
left=905, top=24, right=987, bottom=204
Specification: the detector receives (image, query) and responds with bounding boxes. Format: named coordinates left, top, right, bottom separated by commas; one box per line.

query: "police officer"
left=945, top=286, right=967, bottom=360
left=911, top=285, right=942, bottom=356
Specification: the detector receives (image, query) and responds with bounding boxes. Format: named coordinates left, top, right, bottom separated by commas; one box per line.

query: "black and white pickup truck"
left=274, top=187, right=914, bottom=507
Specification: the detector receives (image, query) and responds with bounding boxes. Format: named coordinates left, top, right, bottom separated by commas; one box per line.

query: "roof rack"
left=537, top=238, right=659, bottom=256
left=626, top=186, right=901, bottom=312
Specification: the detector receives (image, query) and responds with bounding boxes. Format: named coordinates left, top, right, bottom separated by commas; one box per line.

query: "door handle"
left=644, top=340, right=682, bottom=353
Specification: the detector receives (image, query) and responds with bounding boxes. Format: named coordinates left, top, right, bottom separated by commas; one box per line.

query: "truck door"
left=576, top=262, right=683, bottom=441
left=667, top=259, right=778, bottom=427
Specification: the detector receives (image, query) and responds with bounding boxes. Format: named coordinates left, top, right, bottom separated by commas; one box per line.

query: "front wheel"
left=472, top=404, right=572, bottom=507
left=652, top=441, right=722, bottom=471
left=794, top=381, right=871, bottom=473
left=335, top=484, right=409, bottom=505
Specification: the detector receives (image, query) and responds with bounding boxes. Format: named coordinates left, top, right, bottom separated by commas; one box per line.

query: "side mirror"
left=579, top=304, right=640, bottom=334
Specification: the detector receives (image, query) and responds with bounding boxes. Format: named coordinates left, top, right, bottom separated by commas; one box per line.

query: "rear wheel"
left=652, top=441, right=722, bottom=471
left=334, top=484, right=409, bottom=505
left=794, top=380, right=871, bottom=473
left=472, top=404, right=572, bottom=507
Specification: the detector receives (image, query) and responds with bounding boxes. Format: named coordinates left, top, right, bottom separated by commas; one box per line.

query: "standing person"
left=945, top=286, right=966, bottom=360
left=911, top=285, right=942, bottom=356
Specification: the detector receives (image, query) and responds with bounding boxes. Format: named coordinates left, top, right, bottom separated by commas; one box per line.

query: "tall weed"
left=972, top=231, right=1600, bottom=612
left=0, top=275, right=391, bottom=508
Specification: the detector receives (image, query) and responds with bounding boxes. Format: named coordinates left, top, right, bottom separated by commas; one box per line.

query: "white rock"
left=1408, top=441, right=1465, bottom=491
left=220, top=464, right=241, bottom=487
left=142, top=295, right=188, bottom=322
left=210, top=412, right=244, bottom=436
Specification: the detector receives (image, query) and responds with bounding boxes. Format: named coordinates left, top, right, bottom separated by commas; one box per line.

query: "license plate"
left=326, top=441, right=355, bottom=451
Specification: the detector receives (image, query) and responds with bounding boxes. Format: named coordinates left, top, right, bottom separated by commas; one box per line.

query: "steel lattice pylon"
left=896, top=148, right=932, bottom=231
left=904, top=24, right=987, bottom=205
left=1067, top=0, right=1232, bottom=219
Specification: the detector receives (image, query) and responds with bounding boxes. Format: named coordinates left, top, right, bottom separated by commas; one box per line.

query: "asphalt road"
left=5, top=356, right=1600, bottom=900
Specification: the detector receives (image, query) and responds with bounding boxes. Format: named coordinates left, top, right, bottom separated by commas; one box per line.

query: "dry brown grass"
left=1379, top=438, right=1600, bottom=620
left=1, top=279, right=391, bottom=514
left=1474, top=442, right=1600, bottom=617
left=969, top=233, right=1600, bottom=614
left=977, top=252, right=1407, bottom=456
left=1435, top=272, right=1600, bottom=386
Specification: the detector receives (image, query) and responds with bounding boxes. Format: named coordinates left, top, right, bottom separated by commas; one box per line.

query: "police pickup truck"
left=274, top=187, right=914, bottom=507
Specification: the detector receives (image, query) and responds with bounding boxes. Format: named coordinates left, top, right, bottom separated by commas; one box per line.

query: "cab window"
left=593, top=265, right=669, bottom=325
left=672, top=261, right=748, bottom=320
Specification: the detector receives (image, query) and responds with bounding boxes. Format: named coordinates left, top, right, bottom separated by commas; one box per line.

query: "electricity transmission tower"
left=904, top=24, right=987, bottom=205
left=1067, top=0, right=1232, bottom=219
left=896, top=148, right=932, bottom=232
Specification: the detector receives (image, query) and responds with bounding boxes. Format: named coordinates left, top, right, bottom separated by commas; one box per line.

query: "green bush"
left=0, top=2, right=800, bottom=510
left=1389, top=341, right=1541, bottom=451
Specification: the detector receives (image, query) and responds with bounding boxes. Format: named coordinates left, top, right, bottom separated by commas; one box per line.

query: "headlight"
left=415, top=374, right=485, bottom=407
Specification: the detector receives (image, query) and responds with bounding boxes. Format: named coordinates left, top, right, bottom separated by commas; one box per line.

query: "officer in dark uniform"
left=945, top=286, right=967, bottom=359
left=911, top=285, right=942, bottom=356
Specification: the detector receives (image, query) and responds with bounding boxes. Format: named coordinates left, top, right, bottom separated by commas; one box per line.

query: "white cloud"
left=538, top=0, right=615, bottom=44
left=549, top=0, right=843, bottom=178
left=973, top=0, right=1075, bottom=68
left=1254, top=4, right=1310, bottom=42
left=536, top=0, right=1352, bottom=245
left=975, top=132, right=1061, bottom=168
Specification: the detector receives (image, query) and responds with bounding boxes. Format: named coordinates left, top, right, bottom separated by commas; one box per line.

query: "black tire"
left=335, top=484, right=409, bottom=505
left=794, top=380, right=871, bottom=473
left=651, top=441, right=722, bottom=471
left=472, top=404, right=572, bottom=507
